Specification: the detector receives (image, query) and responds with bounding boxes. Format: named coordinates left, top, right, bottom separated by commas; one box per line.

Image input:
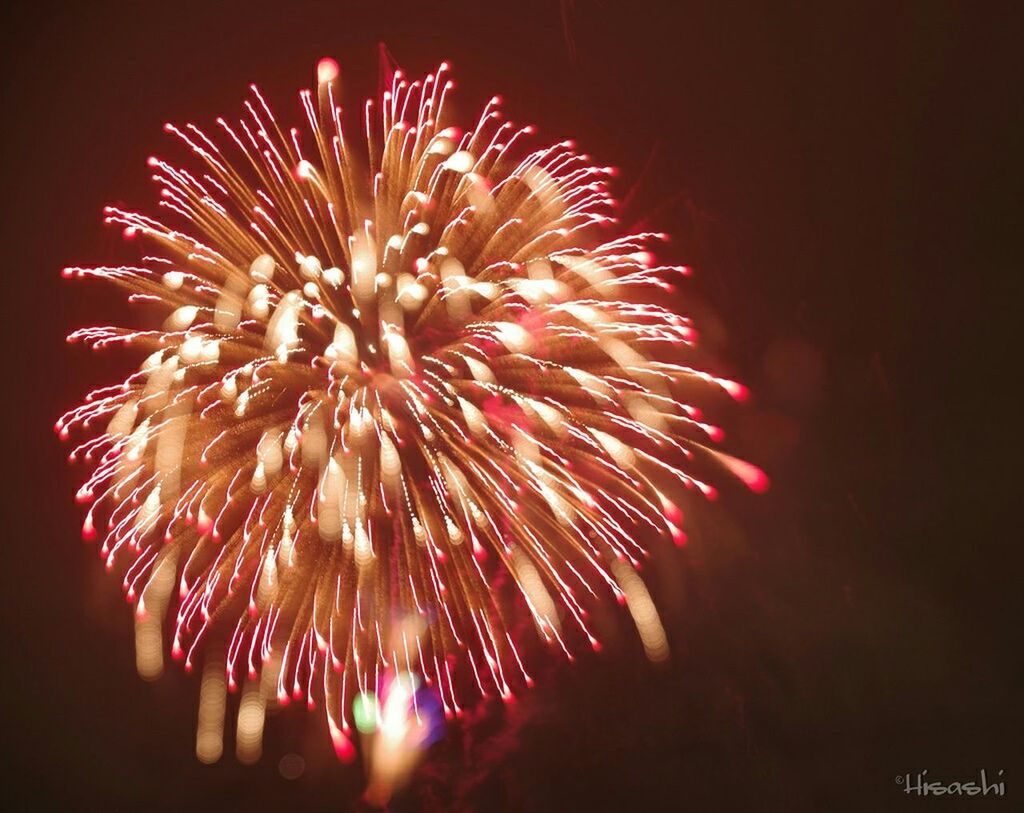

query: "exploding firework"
left=58, top=57, right=766, bottom=762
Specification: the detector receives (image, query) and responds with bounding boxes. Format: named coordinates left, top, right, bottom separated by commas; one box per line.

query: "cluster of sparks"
left=58, top=57, right=767, bottom=763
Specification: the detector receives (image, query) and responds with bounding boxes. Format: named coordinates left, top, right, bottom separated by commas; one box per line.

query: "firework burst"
left=58, top=57, right=766, bottom=762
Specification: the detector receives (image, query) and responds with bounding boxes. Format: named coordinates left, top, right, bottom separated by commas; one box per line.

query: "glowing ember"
left=58, top=57, right=765, bottom=760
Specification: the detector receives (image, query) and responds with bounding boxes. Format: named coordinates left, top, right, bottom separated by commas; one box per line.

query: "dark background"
left=2, top=1, right=1021, bottom=810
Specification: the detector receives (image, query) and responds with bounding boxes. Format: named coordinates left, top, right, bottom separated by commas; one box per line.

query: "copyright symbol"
left=895, top=775, right=904, bottom=784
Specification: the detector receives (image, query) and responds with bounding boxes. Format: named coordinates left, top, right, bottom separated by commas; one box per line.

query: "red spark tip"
left=670, top=525, right=688, bottom=546
left=722, top=380, right=749, bottom=401
left=197, top=512, right=213, bottom=535
left=723, top=456, right=770, bottom=493
left=61, top=267, right=74, bottom=278
left=332, top=733, right=356, bottom=763
left=747, top=469, right=770, bottom=493
left=661, top=499, right=683, bottom=524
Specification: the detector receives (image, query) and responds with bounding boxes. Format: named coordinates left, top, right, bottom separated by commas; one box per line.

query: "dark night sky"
left=2, top=1, right=1021, bottom=810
